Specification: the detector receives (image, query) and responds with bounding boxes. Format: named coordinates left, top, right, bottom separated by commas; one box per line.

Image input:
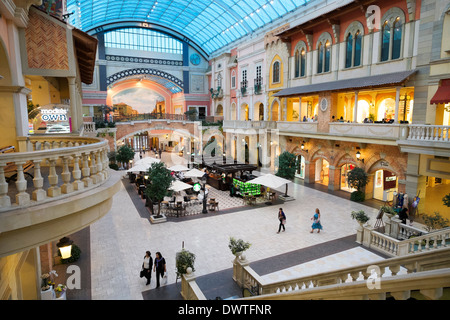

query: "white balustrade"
left=407, top=125, right=450, bottom=141
left=0, top=137, right=109, bottom=212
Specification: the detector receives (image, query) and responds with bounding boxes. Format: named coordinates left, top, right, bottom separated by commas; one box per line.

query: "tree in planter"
left=144, top=162, right=175, bottom=218
left=421, top=212, right=449, bottom=232
left=275, top=151, right=297, bottom=196
left=228, top=237, right=251, bottom=256
left=116, top=145, right=135, bottom=169
left=175, top=249, right=196, bottom=278
left=276, top=151, right=297, bottom=179
left=347, top=167, right=369, bottom=202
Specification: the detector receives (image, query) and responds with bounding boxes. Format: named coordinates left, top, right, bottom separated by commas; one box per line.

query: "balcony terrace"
left=0, top=136, right=121, bottom=258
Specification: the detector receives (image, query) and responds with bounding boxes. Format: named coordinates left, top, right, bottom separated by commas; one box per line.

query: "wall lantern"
left=57, top=237, right=73, bottom=259
left=356, top=151, right=364, bottom=163
left=301, top=142, right=308, bottom=153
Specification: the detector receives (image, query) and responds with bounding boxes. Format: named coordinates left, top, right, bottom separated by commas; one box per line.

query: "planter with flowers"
left=228, top=237, right=251, bottom=259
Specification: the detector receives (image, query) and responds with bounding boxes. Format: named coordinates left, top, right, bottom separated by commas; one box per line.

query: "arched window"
left=354, top=31, right=362, bottom=67
left=300, top=49, right=306, bottom=77
left=392, top=17, right=402, bottom=60
left=345, top=31, right=362, bottom=68
left=381, top=21, right=391, bottom=62
left=345, top=33, right=353, bottom=68
left=295, top=50, right=300, bottom=78
left=273, top=61, right=280, bottom=83
left=317, top=43, right=323, bottom=73
left=380, top=8, right=405, bottom=62
left=317, top=33, right=332, bottom=74
left=324, top=41, right=331, bottom=72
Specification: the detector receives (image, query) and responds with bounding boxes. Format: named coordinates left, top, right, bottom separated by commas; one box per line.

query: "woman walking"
left=153, top=252, right=167, bottom=288
left=311, top=208, right=323, bottom=233
left=277, top=208, right=286, bottom=233
left=142, top=251, right=153, bottom=285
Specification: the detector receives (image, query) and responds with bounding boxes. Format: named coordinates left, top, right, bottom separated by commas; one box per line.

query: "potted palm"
left=176, top=249, right=196, bottom=278
left=351, top=210, right=370, bottom=227
left=228, top=237, right=251, bottom=258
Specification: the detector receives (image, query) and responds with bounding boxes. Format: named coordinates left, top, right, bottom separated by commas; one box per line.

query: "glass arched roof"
left=66, top=0, right=312, bottom=55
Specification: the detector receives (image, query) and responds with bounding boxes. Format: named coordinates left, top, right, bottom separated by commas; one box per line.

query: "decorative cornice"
left=105, top=54, right=183, bottom=67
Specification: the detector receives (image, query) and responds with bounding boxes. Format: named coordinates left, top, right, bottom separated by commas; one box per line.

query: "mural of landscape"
left=112, top=87, right=165, bottom=115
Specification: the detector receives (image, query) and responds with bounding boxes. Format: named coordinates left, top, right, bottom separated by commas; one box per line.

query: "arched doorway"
left=315, top=158, right=329, bottom=186
left=240, top=104, right=249, bottom=120
left=271, top=100, right=279, bottom=121
left=295, top=155, right=305, bottom=179
left=254, top=102, right=264, bottom=121
left=340, top=163, right=357, bottom=192
left=377, top=98, right=395, bottom=121
left=216, top=104, right=223, bottom=116
left=356, top=100, right=370, bottom=123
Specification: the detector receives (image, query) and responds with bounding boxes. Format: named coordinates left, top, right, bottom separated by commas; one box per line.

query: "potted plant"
left=351, top=210, right=370, bottom=227
left=380, top=205, right=396, bottom=219
left=228, top=237, right=251, bottom=257
left=176, top=249, right=196, bottom=278
left=347, top=167, right=369, bottom=202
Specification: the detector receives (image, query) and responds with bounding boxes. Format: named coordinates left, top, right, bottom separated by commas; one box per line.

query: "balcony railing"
left=407, top=125, right=450, bottom=141
left=0, top=136, right=110, bottom=211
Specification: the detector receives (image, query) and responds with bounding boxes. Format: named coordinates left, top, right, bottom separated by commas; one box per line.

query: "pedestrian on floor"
left=310, top=208, right=323, bottom=233
left=153, top=252, right=167, bottom=288
left=277, top=208, right=286, bottom=233
left=142, top=251, right=153, bottom=285
left=158, top=149, right=162, bottom=159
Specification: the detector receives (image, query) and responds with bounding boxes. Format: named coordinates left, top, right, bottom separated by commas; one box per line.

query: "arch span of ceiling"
left=66, top=0, right=313, bottom=55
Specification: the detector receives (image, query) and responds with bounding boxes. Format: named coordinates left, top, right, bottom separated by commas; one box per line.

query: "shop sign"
left=41, top=108, right=68, bottom=122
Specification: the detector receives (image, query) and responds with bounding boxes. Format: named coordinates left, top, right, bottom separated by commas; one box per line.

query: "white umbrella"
left=135, top=157, right=160, bottom=165
left=169, top=180, right=193, bottom=192
left=184, top=168, right=206, bottom=178
left=247, top=173, right=292, bottom=196
left=127, top=163, right=151, bottom=173
left=168, top=164, right=190, bottom=172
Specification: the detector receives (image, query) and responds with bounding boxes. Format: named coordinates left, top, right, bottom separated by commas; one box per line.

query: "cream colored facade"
left=0, top=2, right=120, bottom=300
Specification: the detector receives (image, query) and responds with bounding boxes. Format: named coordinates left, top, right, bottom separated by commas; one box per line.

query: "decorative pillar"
left=353, top=91, right=359, bottom=123
left=68, top=77, right=79, bottom=133
left=394, top=86, right=401, bottom=123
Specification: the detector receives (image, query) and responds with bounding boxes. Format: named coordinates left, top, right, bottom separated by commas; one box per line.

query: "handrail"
left=0, top=136, right=110, bottom=212
left=234, top=247, right=450, bottom=299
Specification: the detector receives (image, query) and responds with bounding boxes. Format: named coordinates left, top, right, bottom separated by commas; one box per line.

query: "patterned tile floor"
left=87, top=152, right=407, bottom=300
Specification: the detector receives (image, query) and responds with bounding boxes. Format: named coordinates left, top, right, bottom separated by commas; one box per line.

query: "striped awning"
left=273, top=70, right=417, bottom=97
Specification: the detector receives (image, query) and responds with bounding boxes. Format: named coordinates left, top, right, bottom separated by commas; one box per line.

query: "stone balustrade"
left=180, top=272, right=207, bottom=300
left=407, top=124, right=450, bottom=142
left=234, top=247, right=450, bottom=300
left=0, top=136, right=110, bottom=212
left=329, top=123, right=408, bottom=141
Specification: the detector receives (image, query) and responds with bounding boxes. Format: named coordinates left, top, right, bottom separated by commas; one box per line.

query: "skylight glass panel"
left=66, top=0, right=313, bottom=54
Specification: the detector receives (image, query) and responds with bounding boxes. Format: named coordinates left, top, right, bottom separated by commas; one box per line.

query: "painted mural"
left=112, top=87, right=166, bottom=118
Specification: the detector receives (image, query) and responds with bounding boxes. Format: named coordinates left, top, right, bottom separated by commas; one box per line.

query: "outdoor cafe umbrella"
left=134, top=157, right=160, bottom=166
left=247, top=173, right=292, bottom=197
left=184, top=168, right=206, bottom=179
left=168, top=164, right=190, bottom=172
left=127, top=163, right=152, bottom=173
left=169, top=180, right=193, bottom=192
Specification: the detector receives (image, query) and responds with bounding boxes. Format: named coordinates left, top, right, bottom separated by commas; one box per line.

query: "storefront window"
left=373, top=169, right=397, bottom=202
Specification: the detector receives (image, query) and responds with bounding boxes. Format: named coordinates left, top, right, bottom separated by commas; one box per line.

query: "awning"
left=273, top=70, right=417, bottom=98
left=430, top=79, right=450, bottom=104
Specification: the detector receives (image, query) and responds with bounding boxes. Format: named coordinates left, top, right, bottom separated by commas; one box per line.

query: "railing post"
left=47, top=158, right=61, bottom=197
left=362, top=225, right=375, bottom=247
left=233, top=255, right=250, bottom=289
left=61, top=156, right=74, bottom=194
left=0, top=163, right=11, bottom=207
left=72, top=154, right=84, bottom=190
left=32, top=160, right=46, bottom=201
left=15, top=162, right=31, bottom=205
